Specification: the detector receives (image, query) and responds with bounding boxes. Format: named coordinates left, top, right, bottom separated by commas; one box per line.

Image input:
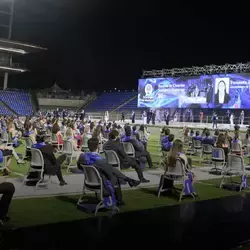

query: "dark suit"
left=124, top=138, right=153, bottom=168
left=33, top=144, right=65, bottom=182
left=202, top=137, right=215, bottom=146
left=214, top=92, right=230, bottom=104
left=77, top=153, right=128, bottom=186
left=103, top=140, right=144, bottom=180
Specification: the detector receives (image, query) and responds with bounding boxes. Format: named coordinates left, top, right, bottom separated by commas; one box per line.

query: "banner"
left=138, top=74, right=250, bottom=109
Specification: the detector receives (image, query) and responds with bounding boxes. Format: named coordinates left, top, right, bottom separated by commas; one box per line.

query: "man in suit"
left=103, top=130, right=150, bottom=183
left=214, top=80, right=230, bottom=104
left=122, top=126, right=154, bottom=169
left=33, top=136, right=67, bottom=186
left=77, top=138, right=141, bottom=205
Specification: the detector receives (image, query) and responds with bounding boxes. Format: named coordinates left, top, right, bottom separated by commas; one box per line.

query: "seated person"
left=232, top=131, right=242, bottom=147
left=161, top=128, right=170, bottom=144
left=202, top=131, right=215, bottom=145
left=0, top=182, right=15, bottom=224
left=132, top=126, right=137, bottom=135
left=192, top=131, right=202, bottom=141
left=216, top=133, right=229, bottom=161
left=103, top=130, right=149, bottom=183
left=162, top=134, right=174, bottom=152
left=0, top=144, right=25, bottom=176
left=189, top=129, right=194, bottom=137
left=77, top=138, right=141, bottom=205
left=33, top=136, right=67, bottom=186
left=167, top=139, right=192, bottom=172
left=122, top=126, right=154, bottom=169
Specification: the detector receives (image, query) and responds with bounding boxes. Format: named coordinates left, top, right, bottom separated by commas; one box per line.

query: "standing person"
left=142, top=111, right=147, bottom=125
left=151, top=110, right=156, bottom=125
left=131, top=110, right=135, bottom=124
left=212, top=112, right=218, bottom=129
left=164, top=110, right=169, bottom=125
left=200, top=110, right=204, bottom=123
left=104, top=111, right=109, bottom=123
left=239, top=110, right=244, bottom=125
left=146, top=110, right=152, bottom=124
left=80, top=110, right=85, bottom=121
left=121, top=112, right=125, bottom=122
left=230, top=113, right=234, bottom=127
left=226, top=110, right=230, bottom=124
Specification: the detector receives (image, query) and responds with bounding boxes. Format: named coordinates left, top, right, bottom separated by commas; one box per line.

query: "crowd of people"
left=0, top=114, right=158, bottom=226
left=0, top=109, right=249, bottom=228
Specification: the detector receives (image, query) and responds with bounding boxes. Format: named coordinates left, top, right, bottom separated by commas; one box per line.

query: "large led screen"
left=137, top=74, right=250, bottom=109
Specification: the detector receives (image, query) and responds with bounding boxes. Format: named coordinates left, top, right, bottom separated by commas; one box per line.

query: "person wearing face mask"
left=103, top=130, right=150, bottom=183
left=214, top=80, right=230, bottom=105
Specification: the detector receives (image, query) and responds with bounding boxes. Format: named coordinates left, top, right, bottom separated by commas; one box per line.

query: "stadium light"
left=0, top=46, right=27, bottom=54
left=0, top=66, right=26, bottom=73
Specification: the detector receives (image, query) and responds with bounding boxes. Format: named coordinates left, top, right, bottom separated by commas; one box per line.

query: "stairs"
left=113, top=95, right=137, bottom=112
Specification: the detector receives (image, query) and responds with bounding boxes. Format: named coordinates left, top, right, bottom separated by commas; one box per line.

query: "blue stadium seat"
left=85, top=92, right=136, bottom=111
left=0, top=91, right=33, bottom=116
left=119, top=96, right=138, bottom=110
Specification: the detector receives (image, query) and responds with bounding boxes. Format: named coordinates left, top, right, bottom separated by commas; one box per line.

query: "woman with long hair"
left=167, top=139, right=191, bottom=170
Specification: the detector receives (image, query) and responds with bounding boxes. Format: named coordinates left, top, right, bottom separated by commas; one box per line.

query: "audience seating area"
left=85, top=92, right=136, bottom=111
left=119, top=96, right=138, bottom=111
left=0, top=91, right=33, bottom=116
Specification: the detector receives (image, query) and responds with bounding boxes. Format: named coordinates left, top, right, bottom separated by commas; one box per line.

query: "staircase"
left=113, top=95, right=137, bottom=112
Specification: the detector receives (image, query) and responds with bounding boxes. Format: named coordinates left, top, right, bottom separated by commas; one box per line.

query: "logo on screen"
left=145, top=84, right=153, bottom=96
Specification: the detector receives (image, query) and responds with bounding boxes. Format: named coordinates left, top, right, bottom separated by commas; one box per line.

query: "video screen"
left=137, top=74, right=250, bottom=109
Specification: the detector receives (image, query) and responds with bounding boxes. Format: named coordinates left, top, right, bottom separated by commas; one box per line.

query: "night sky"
left=7, top=0, right=250, bottom=92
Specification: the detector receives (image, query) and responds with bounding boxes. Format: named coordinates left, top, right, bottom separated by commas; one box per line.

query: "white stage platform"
left=120, top=120, right=249, bottom=132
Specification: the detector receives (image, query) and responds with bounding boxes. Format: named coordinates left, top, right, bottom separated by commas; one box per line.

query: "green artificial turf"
left=10, top=183, right=239, bottom=227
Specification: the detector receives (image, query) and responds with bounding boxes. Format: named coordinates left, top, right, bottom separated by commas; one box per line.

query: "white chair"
left=193, top=140, right=202, bottom=155
left=0, top=155, right=12, bottom=174
left=23, top=137, right=34, bottom=158
left=201, top=144, right=213, bottom=163
left=51, top=133, right=63, bottom=151
left=220, top=154, right=246, bottom=192
left=77, top=165, right=119, bottom=215
left=1, top=131, right=13, bottom=146
left=158, top=158, right=195, bottom=201
left=122, top=142, right=135, bottom=157
left=62, top=140, right=78, bottom=172
left=23, top=148, right=50, bottom=188
left=211, top=147, right=226, bottom=174
left=81, top=136, right=89, bottom=152
left=231, top=142, right=242, bottom=155
left=104, top=150, right=121, bottom=170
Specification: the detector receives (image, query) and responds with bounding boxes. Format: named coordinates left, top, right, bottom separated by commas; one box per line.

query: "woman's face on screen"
left=218, top=81, right=226, bottom=93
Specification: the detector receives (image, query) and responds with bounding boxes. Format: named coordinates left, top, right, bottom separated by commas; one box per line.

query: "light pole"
left=0, top=0, right=15, bottom=89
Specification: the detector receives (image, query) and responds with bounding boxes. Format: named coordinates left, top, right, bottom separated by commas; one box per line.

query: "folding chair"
left=122, top=142, right=135, bottom=157
left=81, top=136, right=89, bottom=152
left=231, top=142, right=242, bottom=156
left=51, top=133, right=63, bottom=152
left=22, top=137, right=34, bottom=158
left=211, top=147, right=226, bottom=174
left=193, top=140, right=202, bottom=156
left=62, top=140, right=78, bottom=173
left=158, top=158, right=195, bottom=201
left=77, top=165, right=119, bottom=215
left=220, top=154, right=247, bottom=192
left=1, top=131, right=13, bottom=146
left=23, top=148, right=51, bottom=188
left=104, top=150, right=121, bottom=170
left=0, top=155, right=12, bottom=174
left=201, top=144, right=213, bottom=163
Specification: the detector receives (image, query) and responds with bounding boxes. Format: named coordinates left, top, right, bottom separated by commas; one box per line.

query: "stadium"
left=0, top=0, right=250, bottom=249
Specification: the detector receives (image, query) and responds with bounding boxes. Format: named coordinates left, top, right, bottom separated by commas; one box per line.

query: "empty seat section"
left=85, top=92, right=136, bottom=111
left=119, top=96, right=138, bottom=110
left=0, top=91, right=33, bottom=115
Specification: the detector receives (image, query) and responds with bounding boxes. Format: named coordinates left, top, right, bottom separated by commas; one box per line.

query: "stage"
left=120, top=120, right=249, bottom=132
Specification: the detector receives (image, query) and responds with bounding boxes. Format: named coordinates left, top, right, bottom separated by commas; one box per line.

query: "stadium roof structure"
left=0, top=38, right=47, bottom=74
left=142, top=63, right=250, bottom=78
